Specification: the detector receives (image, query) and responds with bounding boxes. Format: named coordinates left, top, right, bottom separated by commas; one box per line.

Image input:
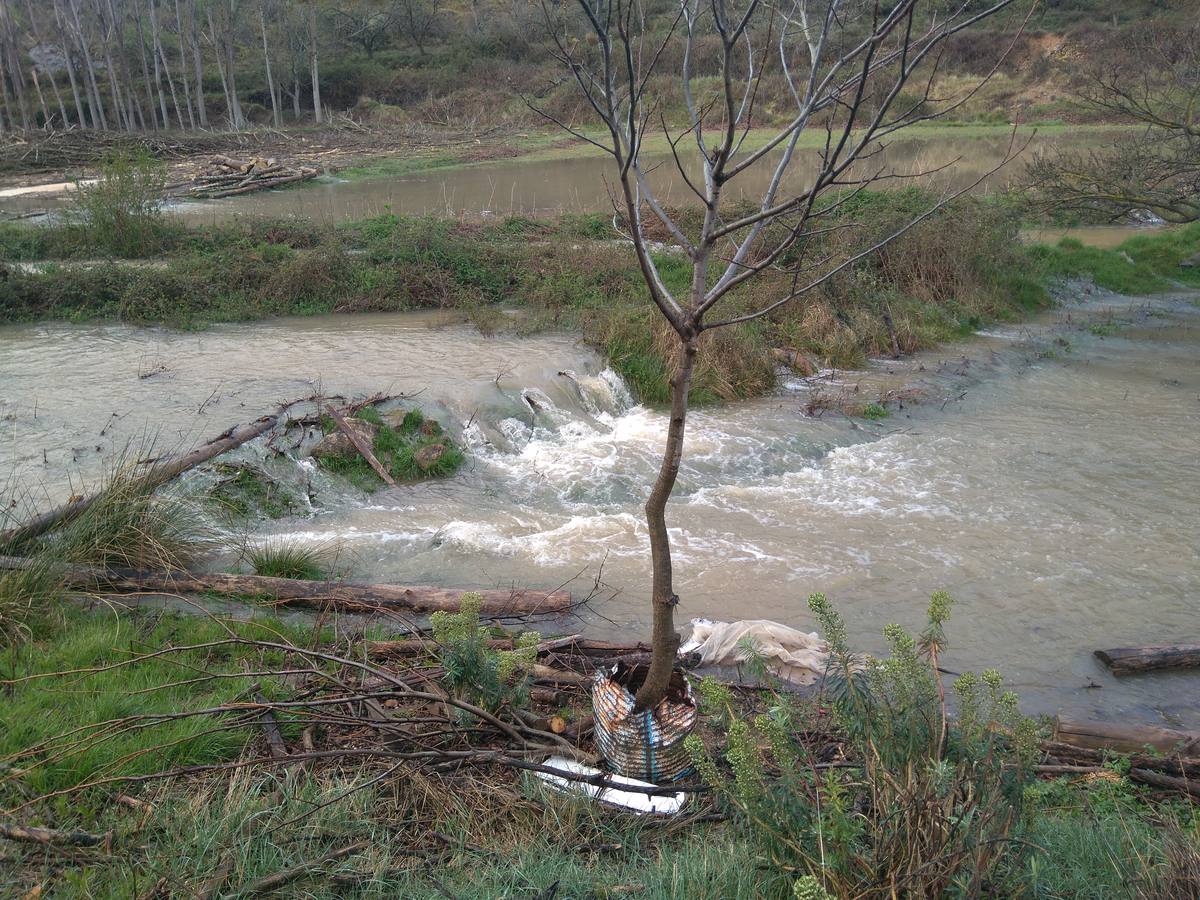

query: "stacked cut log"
left=170, top=154, right=318, bottom=200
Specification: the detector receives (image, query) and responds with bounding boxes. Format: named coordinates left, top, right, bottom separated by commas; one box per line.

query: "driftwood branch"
left=1053, top=716, right=1200, bottom=755
left=234, top=840, right=368, bottom=896
left=0, top=821, right=110, bottom=847
left=1094, top=643, right=1200, bottom=676
left=0, top=408, right=287, bottom=550
left=0, top=555, right=571, bottom=616
left=324, top=403, right=395, bottom=486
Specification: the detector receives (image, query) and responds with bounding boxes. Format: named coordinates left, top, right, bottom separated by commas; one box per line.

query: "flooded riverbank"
left=2, top=287, right=1197, bottom=728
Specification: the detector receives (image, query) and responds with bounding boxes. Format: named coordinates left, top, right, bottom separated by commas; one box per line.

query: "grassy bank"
left=2, top=588, right=1195, bottom=897
left=2, top=459, right=1196, bottom=897
left=2, top=196, right=1196, bottom=406
left=0, top=189, right=1059, bottom=405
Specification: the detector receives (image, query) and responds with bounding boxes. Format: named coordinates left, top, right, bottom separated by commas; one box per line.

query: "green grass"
left=1030, top=223, right=1200, bottom=294
left=0, top=610, right=302, bottom=801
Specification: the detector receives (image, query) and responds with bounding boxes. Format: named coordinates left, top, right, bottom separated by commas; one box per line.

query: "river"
left=1, top=287, right=1197, bottom=729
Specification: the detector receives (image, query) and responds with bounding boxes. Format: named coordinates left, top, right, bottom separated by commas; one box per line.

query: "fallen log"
left=324, top=403, right=395, bottom=486
left=0, top=555, right=571, bottom=616
left=366, top=634, right=584, bottom=657
left=1053, top=716, right=1200, bottom=755
left=0, top=410, right=286, bottom=550
left=1094, top=643, right=1200, bottom=676
left=0, top=821, right=110, bottom=847
left=1041, top=739, right=1200, bottom=779
left=1034, top=763, right=1200, bottom=798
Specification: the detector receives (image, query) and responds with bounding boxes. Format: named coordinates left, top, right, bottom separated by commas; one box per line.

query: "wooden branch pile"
left=0, top=128, right=238, bottom=174
left=170, top=154, right=318, bottom=200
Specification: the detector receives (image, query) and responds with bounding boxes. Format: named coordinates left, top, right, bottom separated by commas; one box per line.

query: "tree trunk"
left=68, top=0, right=107, bottom=129
left=172, top=0, right=195, bottom=128
left=258, top=2, right=280, bottom=128
left=30, top=67, right=51, bottom=127
left=1094, top=644, right=1200, bottom=676
left=106, top=0, right=145, bottom=130
left=223, top=0, right=244, bottom=128
left=4, top=21, right=32, bottom=130
left=136, top=0, right=163, bottom=128
left=149, top=0, right=182, bottom=128
left=306, top=0, right=321, bottom=123
left=160, top=43, right=183, bottom=129
left=53, top=0, right=88, bottom=127
left=25, top=0, right=71, bottom=126
left=0, top=555, right=573, bottom=616
left=632, top=338, right=696, bottom=711
left=206, top=6, right=234, bottom=125
left=187, top=0, right=206, bottom=126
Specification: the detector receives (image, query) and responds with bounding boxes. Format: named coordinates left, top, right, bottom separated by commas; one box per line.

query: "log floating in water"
left=1094, top=643, right=1200, bottom=676
left=0, top=555, right=570, bottom=616
left=0, top=410, right=286, bottom=550
left=1053, top=716, right=1200, bottom=755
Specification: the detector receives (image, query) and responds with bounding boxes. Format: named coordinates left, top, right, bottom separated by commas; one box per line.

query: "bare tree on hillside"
left=536, top=0, right=1030, bottom=711
left=1027, top=22, right=1200, bottom=223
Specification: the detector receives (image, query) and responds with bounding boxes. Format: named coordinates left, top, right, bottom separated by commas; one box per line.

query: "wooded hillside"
left=0, top=0, right=1189, bottom=135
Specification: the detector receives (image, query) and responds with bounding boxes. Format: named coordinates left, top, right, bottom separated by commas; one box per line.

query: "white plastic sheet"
left=680, top=618, right=829, bottom=685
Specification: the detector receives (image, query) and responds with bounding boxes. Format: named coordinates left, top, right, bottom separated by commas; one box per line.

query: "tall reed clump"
left=687, top=591, right=1041, bottom=898
left=245, top=537, right=331, bottom=581
left=2, top=455, right=210, bottom=641
left=0, top=555, right=64, bottom=645
left=70, top=149, right=170, bottom=258
left=51, top=464, right=210, bottom=572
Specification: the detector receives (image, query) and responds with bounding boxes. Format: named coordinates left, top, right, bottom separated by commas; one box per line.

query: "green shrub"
left=688, top=592, right=1040, bottom=898
left=70, top=150, right=170, bottom=258
left=430, top=593, right=540, bottom=715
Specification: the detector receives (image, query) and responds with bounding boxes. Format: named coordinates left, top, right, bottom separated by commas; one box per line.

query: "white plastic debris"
left=533, top=756, right=688, bottom=816
left=680, top=618, right=829, bottom=685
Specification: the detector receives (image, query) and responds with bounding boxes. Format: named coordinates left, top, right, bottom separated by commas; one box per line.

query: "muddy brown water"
left=2, top=290, right=1197, bottom=729
left=181, top=130, right=1116, bottom=222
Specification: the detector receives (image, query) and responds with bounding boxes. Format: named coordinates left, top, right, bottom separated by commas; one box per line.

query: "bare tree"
left=395, top=0, right=439, bottom=56
left=306, top=0, right=322, bottom=123
left=185, top=0, right=207, bottom=126
left=1027, top=22, right=1200, bottom=223
left=329, top=0, right=396, bottom=58
left=53, top=0, right=89, bottom=126
left=537, top=0, right=1028, bottom=711
left=66, top=0, right=107, bottom=129
left=259, top=0, right=282, bottom=127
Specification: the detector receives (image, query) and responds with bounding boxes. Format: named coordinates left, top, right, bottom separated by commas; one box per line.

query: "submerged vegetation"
left=315, top=406, right=464, bottom=490
left=206, top=463, right=300, bottom=520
